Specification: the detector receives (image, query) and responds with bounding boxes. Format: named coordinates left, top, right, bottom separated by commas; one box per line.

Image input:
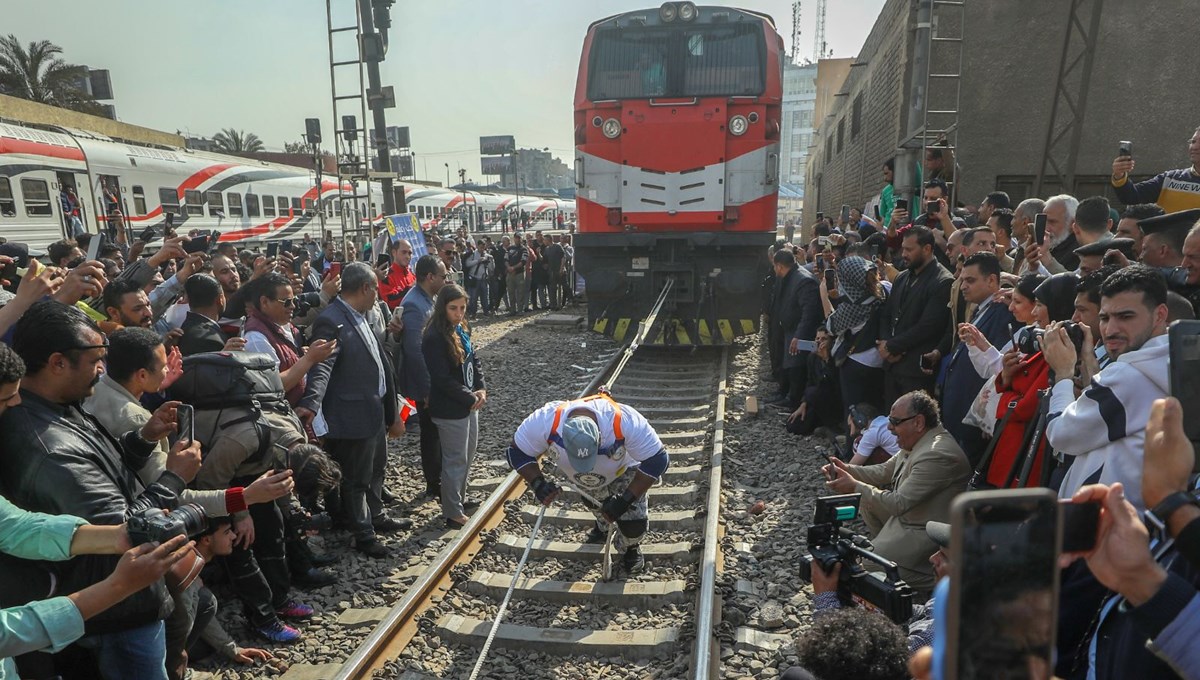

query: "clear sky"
left=6, top=0, right=884, bottom=185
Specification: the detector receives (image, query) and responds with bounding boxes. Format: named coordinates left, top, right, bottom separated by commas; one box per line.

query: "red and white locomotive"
left=573, top=2, right=783, bottom=344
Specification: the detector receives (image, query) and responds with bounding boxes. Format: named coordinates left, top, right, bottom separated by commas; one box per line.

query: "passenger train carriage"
left=0, top=121, right=574, bottom=250
left=574, top=3, right=782, bottom=345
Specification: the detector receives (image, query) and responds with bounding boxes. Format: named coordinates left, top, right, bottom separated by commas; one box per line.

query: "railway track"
left=333, top=318, right=730, bottom=679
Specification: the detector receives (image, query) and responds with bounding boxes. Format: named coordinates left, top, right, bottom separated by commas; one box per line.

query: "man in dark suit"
left=767, top=249, right=822, bottom=409
left=878, top=226, right=955, bottom=408
left=936, top=252, right=1015, bottom=462
left=297, top=262, right=408, bottom=558
left=178, top=274, right=243, bottom=356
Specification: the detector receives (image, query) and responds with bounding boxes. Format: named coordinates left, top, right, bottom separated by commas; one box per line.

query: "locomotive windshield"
left=587, top=23, right=765, bottom=100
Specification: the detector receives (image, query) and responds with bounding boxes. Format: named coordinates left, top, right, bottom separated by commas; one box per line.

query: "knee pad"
left=617, top=517, right=647, bottom=540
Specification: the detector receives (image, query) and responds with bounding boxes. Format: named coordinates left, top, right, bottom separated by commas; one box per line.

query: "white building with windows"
left=781, top=62, right=818, bottom=190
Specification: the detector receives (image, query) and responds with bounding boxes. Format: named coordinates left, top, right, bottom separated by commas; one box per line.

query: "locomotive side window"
left=159, top=187, right=181, bottom=215
left=246, top=193, right=261, bottom=217
left=206, top=191, right=225, bottom=217
left=588, top=23, right=764, bottom=100
left=0, top=178, right=15, bottom=217
left=303, top=198, right=315, bottom=214
left=227, top=192, right=243, bottom=217
left=132, top=185, right=147, bottom=215
left=184, top=190, right=203, bottom=216
left=291, top=197, right=302, bottom=211
left=20, top=179, right=52, bottom=217
left=262, top=194, right=275, bottom=217
left=276, top=196, right=288, bottom=214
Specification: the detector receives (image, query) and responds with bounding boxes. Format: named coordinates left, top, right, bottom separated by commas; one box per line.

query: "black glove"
left=600, top=492, right=634, bottom=522
left=531, top=477, right=561, bottom=506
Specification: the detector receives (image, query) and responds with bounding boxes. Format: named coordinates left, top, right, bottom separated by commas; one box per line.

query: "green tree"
left=283, top=140, right=308, bottom=154
left=0, top=34, right=101, bottom=114
left=212, top=128, right=265, bottom=153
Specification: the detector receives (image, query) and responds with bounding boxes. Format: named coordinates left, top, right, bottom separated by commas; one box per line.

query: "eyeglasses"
left=888, top=414, right=919, bottom=427
left=273, top=298, right=296, bottom=307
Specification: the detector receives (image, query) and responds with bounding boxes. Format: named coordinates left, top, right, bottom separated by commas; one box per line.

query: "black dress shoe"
left=380, top=486, right=400, bottom=505
left=310, top=552, right=339, bottom=568
left=373, top=515, right=413, bottom=533
left=292, top=567, right=337, bottom=589
left=355, top=540, right=389, bottom=558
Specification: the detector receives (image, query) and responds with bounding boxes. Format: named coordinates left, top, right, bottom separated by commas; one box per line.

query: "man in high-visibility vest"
left=507, top=393, right=670, bottom=573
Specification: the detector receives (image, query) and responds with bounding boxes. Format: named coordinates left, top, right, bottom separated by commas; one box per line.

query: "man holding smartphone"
left=765, top=249, right=822, bottom=410
left=1111, top=129, right=1200, bottom=213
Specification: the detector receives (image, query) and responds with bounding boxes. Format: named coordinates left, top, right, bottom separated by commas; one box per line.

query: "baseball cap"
left=0, top=242, right=41, bottom=267
left=562, top=415, right=600, bottom=473
left=925, top=521, right=951, bottom=549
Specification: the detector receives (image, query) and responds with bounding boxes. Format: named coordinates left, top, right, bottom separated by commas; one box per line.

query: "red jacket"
left=379, top=263, right=415, bottom=309
left=987, top=353, right=1050, bottom=487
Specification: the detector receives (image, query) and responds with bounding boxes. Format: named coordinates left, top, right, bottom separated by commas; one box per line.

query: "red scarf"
left=244, top=307, right=305, bottom=406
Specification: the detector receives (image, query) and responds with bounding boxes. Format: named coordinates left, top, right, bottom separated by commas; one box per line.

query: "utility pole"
left=360, top=0, right=396, bottom=215
left=459, top=168, right=468, bottom=233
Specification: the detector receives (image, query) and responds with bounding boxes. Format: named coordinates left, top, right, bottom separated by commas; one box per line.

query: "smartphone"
left=1118, top=140, right=1132, bottom=157
left=1168, top=319, right=1200, bottom=466
left=292, top=257, right=305, bottom=276
left=793, top=339, right=818, bottom=353
left=816, top=211, right=824, bottom=221
left=873, top=204, right=881, bottom=220
left=208, top=230, right=221, bottom=253
left=840, top=204, right=851, bottom=223
left=281, top=239, right=294, bottom=255
left=926, top=200, right=939, bottom=217
left=1034, top=213, right=1048, bottom=246
left=920, top=353, right=935, bottom=371
left=895, top=198, right=908, bottom=212
left=823, top=268, right=836, bottom=289
left=176, top=403, right=195, bottom=446
left=328, top=262, right=342, bottom=278
left=376, top=254, right=392, bottom=268
left=816, top=255, right=825, bottom=271
left=267, top=242, right=279, bottom=258
left=940, top=488, right=1060, bottom=680
left=183, top=234, right=209, bottom=254
left=1060, top=499, right=1101, bottom=553
left=85, top=233, right=104, bottom=261
left=138, top=226, right=156, bottom=242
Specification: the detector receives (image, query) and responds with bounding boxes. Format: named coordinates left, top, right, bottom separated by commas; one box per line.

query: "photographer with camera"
left=0, top=301, right=201, bottom=679
left=1044, top=265, right=1170, bottom=511
left=822, top=391, right=970, bottom=594
left=809, top=520, right=952, bottom=656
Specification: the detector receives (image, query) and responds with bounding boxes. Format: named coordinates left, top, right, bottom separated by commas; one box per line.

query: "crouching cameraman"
left=809, top=521, right=952, bottom=657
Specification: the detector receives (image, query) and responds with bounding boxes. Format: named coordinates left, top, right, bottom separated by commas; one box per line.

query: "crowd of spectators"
left=0, top=223, right=500, bottom=679
left=771, top=129, right=1200, bottom=679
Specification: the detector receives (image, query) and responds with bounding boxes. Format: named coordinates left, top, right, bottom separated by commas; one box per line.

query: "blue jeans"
left=77, top=621, right=167, bottom=680
left=468, top=276, right=490, bottom=315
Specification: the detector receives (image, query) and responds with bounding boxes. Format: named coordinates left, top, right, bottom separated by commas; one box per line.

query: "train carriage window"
left=159, top=188, right=181, bottom=215
left=262, top=195, right=275, bottom=217
left=291, top=197, right=302, bottom=212
left=227, top=192, right=243, bottom=217
left=587, top=23, right=765, bottom=100
left=303, top=198, right=315, bottom=215
left=206, top=191, right=225, bottom=217
left=325, top=200, right=333, bottom=218
left=277, top=196, right=288, bottom=214
left=184, top=190, right=203, bottom=216
left=131, top=185, right=147, bottom=215
left=0, top=178, right=15, bottom=217
left=245, top=193, right=260, bottom=217
left=20, top=179, right=52, bottom=217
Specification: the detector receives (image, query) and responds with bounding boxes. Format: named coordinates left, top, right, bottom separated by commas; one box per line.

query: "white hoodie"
left=1046, top=334, right=1169, bottom=511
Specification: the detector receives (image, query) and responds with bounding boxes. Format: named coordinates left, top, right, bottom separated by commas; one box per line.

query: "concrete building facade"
left=781, top=62, right=818, bottom=188
left=804, top=0, right=1200, bottom=227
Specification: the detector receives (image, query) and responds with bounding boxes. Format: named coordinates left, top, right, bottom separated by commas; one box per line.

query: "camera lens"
left=171, top=503, right=208, bottom=539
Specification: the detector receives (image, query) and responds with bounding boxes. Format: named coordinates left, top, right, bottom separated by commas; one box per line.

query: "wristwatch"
left=1145, top=490, right=1200, bottom=534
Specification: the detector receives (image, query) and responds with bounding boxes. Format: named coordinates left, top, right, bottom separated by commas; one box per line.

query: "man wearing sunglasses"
left=820, top=391, right=971, bottom=596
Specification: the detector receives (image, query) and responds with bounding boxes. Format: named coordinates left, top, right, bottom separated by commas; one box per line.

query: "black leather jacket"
left=0, top=390, right=185, bottom=633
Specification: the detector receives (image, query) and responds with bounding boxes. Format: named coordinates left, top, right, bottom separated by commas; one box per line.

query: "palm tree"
left=0, top=34, right=101, bottom=114
left=212, top=128, right=265, bottom=153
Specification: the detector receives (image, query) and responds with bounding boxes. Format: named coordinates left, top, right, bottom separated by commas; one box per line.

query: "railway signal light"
left=305, top=118, right=322, bottom=145
left=341, top=116, right=357, bottom=143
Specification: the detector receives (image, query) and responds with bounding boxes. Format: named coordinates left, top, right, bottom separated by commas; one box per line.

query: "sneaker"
left=275, top=599, right=315, bottom=620
left=292, top=567, right=337, bottom=589
left=584, top=525, right=607, bottom=545
left=622, top=546, right=645, bottom=572
left=355, top=539, right=390, bottom=558
left=255, top=620, right=302, bottom=644
left=373, top=515, right=413, bottom=534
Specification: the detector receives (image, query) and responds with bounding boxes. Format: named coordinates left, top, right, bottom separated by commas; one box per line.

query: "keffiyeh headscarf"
left=826, top=256, right=882, bottom=336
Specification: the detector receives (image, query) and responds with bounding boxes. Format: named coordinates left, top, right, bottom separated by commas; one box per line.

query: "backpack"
left=168, top=351, right=286, bottom=410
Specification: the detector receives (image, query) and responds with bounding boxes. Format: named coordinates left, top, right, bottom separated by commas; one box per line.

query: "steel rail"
left=691, top=345, right=729, bottom=678
left=335, top=280, right=678, bottom=679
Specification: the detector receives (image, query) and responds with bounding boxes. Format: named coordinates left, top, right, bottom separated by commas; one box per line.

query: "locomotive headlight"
left=729, top=115, right=749, bottom=136
left=602, top=118, right=622, bottom=139
left=659, top=3, right=677, bottom=22
left=679, top=2, right=697, bottom=21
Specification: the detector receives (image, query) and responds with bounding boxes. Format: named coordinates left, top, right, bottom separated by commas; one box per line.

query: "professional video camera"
left=798, top=494, right=915, bottom=624
left=127, top=504, right=207, bottom=545
left=1013, top=321, right=1086, bottom=356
